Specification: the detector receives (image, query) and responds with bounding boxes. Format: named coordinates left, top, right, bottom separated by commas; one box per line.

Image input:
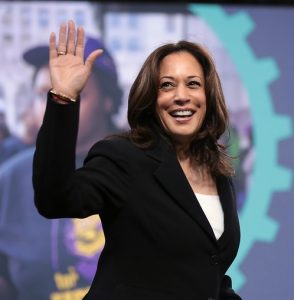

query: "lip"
left=170, top=108, right=195, bottom=114
left=173, top=116, right=193, bottom=123
left=169, top=109, right=196, bottom=122
left=167, top=111, right=195, bottom=125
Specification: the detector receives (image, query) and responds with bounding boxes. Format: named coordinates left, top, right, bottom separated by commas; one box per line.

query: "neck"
left=175, top=142, right=190, bottom=162
left=175, top=143, right=210, bottom=179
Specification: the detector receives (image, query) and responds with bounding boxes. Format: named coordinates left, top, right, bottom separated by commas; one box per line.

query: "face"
left=156, top=51, right=206, bottom=146
left=77, top=74, right=110, bottom=149
left=31, top=66, right=51, bottom=140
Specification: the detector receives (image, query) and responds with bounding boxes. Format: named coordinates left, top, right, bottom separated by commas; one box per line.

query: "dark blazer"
left=33, top=96, right=242, bottom=300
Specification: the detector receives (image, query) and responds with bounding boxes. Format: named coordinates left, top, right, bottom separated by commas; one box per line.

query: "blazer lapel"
left=145, top=140, right=217, bottom=242
left=216, top=175, right=236, bottom=246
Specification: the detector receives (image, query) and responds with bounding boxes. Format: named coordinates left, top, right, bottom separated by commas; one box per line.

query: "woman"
left=33, top=20, right=242, bottom=300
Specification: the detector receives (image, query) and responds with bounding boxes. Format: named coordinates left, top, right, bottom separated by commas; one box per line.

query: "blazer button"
left=210, top=254, right=219, bottom=265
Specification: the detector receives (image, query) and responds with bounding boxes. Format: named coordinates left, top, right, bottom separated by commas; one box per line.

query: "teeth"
left=171, top=110, right=193, bottom=117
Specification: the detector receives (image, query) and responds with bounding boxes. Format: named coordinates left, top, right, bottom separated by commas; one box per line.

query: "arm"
left=33, top=97, right=130, bottom=218
left=32, top=21, right=126, bottom=218
left=220, top=275, right=242, bottom=300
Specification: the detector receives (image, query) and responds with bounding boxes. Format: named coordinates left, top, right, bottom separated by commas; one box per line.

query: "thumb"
left=85, top=49, right=104, bottom=71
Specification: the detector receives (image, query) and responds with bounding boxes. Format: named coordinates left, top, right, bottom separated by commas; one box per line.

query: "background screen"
left=0, top=2, right=293, bottom=299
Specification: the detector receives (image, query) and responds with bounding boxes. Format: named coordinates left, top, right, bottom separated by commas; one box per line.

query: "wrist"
left=49, top=89, right=79, bottom=103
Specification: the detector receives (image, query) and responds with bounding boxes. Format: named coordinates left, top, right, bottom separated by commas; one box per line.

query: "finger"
left=49, top=32, right=57, bottom=60
left=75, top=26, right=85, bottom=59
left=58, top=23, right=67, bottom=54
left=85, top=49, right=104, bottom=70
left=67, top=20, right=76, bottom=55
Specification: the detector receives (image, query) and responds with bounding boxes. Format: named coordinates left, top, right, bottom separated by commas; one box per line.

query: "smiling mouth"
left=170, top=110, right=195, bottom=118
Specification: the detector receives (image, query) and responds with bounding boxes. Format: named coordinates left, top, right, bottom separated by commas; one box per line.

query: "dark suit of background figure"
left=0, top=36, right=122, bottom=299
left=33, top=96, right=241, bottom=300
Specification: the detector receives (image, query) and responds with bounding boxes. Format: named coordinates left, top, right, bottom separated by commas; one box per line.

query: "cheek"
left=156, top=93, right=170, bottom=115
left=198, top=104, right=207, bottom=127
left=79, top=104, right=92, bottom=131
left=80, top=97, right=100, bottom=120
left=202, top=103, right=207, bottom=117
left=198, top=94, right=207, bottom=115
left=155, top=101, right=168, bottom=125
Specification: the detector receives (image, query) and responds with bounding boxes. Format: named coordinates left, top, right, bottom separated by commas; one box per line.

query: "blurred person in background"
left=0, top=95, right=27, bottom=165
left=0, top=36, right=123, bottom=300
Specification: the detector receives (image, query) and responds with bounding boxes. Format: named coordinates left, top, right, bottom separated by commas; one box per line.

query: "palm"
left=50, top=54, right=89, bottom=98
left=49, top=20, right=103, bottom=100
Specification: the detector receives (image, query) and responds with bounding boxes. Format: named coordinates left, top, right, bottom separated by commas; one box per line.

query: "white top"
left=195, top=193, right=224, bottom=240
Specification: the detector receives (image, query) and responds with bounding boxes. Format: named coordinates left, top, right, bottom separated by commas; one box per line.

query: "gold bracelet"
left=49, top=89, right=77, bottom=103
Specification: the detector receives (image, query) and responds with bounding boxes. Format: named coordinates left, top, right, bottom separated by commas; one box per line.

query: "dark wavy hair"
left=127, top=40, right=234, bottom=177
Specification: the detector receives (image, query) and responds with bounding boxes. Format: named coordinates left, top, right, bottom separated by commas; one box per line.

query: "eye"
left=159, top=81, right=175, bottom=89
left=187, top=80, right=201, bottom=88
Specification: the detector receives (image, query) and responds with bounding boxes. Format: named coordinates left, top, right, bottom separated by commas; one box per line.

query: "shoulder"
left=84, top=135, right=141, bottom=164
left=0, top=148, right=35, bottom=177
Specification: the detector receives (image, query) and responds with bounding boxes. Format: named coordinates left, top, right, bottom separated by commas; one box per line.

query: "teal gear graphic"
left=189, top=4, right=293, bottom=290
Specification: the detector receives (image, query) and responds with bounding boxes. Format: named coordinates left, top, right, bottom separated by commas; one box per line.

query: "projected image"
left=1, top=2, right=292, bottom=300
left=0, top=2, right=251, bottom=299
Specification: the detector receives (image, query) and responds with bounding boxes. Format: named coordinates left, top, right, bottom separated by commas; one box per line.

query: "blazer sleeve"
left=220, top=275, right=242, bottom=300
left=33, top=94, right=130, bottom=219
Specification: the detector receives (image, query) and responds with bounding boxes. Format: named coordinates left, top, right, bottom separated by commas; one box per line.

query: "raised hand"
left=49, top=20, right=103, bottom=100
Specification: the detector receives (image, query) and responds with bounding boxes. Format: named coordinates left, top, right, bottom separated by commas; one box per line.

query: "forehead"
left=159, top=51, right=203, bottom=76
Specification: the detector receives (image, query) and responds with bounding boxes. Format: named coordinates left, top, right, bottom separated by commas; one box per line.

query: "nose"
left=173, top=84, right=190, bottom=106
left=174, top=98, right=190, bottom=106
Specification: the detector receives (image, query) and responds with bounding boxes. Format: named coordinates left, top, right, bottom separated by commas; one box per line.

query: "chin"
left=169, top=132, right=196, bottom=145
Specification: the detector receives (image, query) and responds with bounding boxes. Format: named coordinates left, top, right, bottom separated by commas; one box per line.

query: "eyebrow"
left=159, top=75, right=202, bottom=80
